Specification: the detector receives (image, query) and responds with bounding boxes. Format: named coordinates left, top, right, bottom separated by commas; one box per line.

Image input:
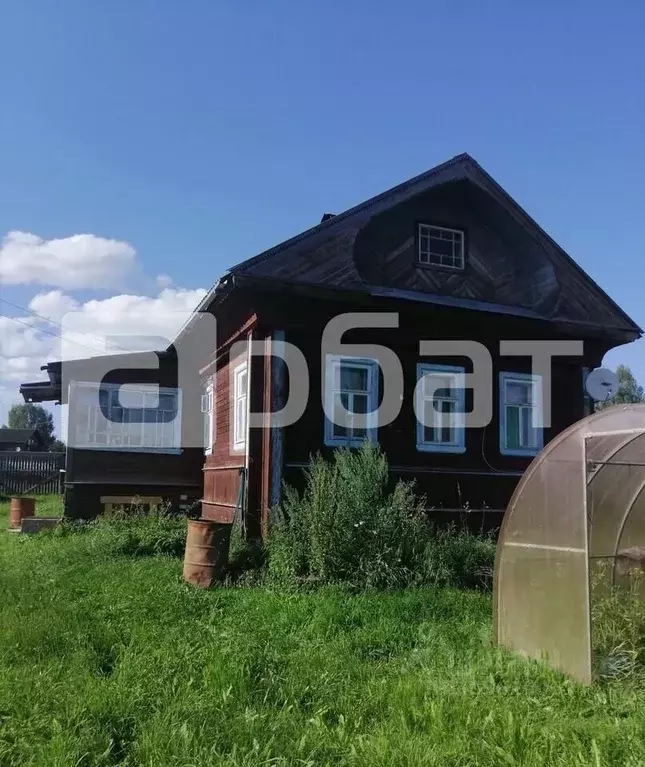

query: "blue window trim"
left=323, top=355, right=379, bottom=448
left=415, top=363, right=466, bottom=454
left=499, top=371, right=544, bottom=457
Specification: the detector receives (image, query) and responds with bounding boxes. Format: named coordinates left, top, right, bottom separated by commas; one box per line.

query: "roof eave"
left=462, top=159, right=643, bottom=337
left=171, top=275, right=235, bottom=346
left=19, top=381, right=62, bottom=405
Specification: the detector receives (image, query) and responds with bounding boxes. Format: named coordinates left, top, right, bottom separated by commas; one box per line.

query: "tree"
left=50, top=439, right=66, bottom=453
left=7, top=403, right=56, bottom=450
left=595, top=365, right=644, bottom=410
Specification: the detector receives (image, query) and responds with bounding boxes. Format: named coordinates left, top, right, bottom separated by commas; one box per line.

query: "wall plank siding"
left=273, top=297, right=599, bottom=517
left=202, top=342, right=248, bottom=524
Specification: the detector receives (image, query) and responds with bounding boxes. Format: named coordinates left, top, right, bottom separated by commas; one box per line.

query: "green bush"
left=267, top=443, right=495, bottom=590
left=225, top=521, right=266, bottom=585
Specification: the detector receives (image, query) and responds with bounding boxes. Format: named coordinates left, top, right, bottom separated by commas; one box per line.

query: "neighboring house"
left=0, top=428, right=46, bottom=452
left=20, top=153, right=642, bottom=533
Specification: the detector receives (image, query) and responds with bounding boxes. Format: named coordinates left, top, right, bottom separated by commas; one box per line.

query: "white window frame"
left=71, top=381, right=182, bottom=454
left=417, top=223, right=465, bottom=270
left=416, top=363, right=466, bottom=454
left=324, top=355, right=379, bottom=448
left=201, top=381, right=214, bottom=455
left=499, top=372, right=544, bottom=457
left=232, top=362, right=248, bottom=452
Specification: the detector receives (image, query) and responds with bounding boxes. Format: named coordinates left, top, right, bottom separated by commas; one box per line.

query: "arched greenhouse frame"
left=494, top=404, right=645, bottom=683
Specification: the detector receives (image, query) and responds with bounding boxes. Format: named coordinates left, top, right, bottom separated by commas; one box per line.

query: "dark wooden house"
left=21, top=154, right=641, bottom=531
left=0, top=428, right=45, bottom=452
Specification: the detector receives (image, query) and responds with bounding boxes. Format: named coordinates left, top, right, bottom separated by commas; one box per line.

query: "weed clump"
left=267, top=443, right=495, bottom=590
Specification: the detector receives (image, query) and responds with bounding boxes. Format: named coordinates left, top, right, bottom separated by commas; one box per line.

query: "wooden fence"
left=0, top=451, right=65, bottom=496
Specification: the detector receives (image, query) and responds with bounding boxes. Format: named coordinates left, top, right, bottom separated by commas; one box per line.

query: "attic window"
left=417, top=224, right=465, bottom=270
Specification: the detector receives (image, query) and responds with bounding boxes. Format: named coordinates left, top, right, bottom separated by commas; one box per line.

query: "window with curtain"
left=499, top=372, right=543, bottom=456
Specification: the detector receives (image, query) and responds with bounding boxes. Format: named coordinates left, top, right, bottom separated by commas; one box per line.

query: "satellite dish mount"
left=585, top=368, right=619, bottom=404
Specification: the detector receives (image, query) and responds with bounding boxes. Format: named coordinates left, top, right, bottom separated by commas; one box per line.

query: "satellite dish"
left=585, top=368, right=619, bottom=403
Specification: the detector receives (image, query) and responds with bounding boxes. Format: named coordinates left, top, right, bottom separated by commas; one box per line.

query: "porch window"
left=499, top=372, right=543, bottom=456
left=72, top=381, right=181, bottom=453
left=416, top=364, right=466, bottom=453
left=201, top=382, right=214, bottom=454
left=324, top=355, right=379, bottom=447
left=233, top=362, right=248, bottom=451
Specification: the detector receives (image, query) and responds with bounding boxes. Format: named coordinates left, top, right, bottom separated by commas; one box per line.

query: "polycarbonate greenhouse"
left=494, top=404, right=645, bottom=684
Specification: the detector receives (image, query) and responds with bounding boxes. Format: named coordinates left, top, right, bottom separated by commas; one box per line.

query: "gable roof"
left=180, top=153, right=640, bottom=342
left=0, top=428, right=42, bottom=445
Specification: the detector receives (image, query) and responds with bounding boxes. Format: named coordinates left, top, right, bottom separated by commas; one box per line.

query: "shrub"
left=267, top=443, right=495, bottom=590
left=417, top=525, right=496, bottom=590
left=225, top=521, right=266, bottom=585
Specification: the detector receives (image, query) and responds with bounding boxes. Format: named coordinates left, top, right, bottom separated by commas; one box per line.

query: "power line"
left=0, top=312, right=108, bottom=357
left=0, top=296, right=131, bottom=354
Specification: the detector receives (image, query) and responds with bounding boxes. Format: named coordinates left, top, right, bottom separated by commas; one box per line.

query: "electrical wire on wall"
left=480, top=425, right=508, bottom=473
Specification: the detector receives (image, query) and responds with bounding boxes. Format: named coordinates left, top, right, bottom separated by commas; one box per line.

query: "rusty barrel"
left=183, top=518, right=232, bottom=588
left=9, top=497, right=35, bottom=530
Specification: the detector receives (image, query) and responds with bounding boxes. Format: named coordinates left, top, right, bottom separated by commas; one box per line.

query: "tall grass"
left=591, top=561, right=645, bottom=680
left=267, top=444, right=496, bottom=590
left=48, top=499, right=190, bottom=558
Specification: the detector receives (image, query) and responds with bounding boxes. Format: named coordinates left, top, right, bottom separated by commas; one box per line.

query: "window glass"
left=500, top=373, right=543, bottom=455
left=416, top=365, right=465, bottom=453
left=325, top=357, right=378, bottom=447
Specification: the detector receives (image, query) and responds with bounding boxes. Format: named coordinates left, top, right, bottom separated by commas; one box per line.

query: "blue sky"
left=1, top=1, right=644, bottom=429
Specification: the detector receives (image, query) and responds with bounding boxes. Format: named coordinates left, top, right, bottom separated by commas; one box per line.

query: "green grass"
left=0, top=493, right=63, bottom=517
left=33, top=494, right=63, bottom=516
left=2, top=501, right=645, bottom=765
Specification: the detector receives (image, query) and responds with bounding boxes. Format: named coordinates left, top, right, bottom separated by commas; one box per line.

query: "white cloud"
left=60, top=287, right=208, bottom=358
left=156, top=274, right=174, bottom=290
left=0, top=286, right=207, bottom=430
left=29, top=290, right=81, bottom=324
left=0, top=230, right=137, bottom=290
left=0, top=315, right=50, bottom=360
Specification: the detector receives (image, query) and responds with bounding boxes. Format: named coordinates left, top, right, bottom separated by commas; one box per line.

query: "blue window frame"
left=324, top=355, right=379, bottom=447
left=499, top=372, right=543, bottom=457
left=415, top=363, right=466, bottom=453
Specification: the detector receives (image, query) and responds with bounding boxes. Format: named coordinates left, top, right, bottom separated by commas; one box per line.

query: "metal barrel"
left=183, top=518, right=232, bottom=588
left=9, top=497, right=36, bottom=529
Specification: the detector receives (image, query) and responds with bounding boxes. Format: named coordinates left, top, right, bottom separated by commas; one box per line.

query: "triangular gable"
left=222, top=154, right=640, bottom=338
left=230, top=153, right=469, bottom=288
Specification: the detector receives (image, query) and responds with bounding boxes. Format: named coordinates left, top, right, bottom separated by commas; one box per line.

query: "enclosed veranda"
left=494, top=404, right=645, bottom=683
